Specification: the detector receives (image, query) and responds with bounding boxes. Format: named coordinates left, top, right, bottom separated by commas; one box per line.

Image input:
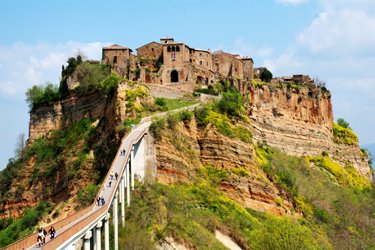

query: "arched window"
left=172, top=46, right=176, bottom=52
left=113, top=56, right=117, bottom=64
left=170, top=70, right=179, bottom=83
left=167, top=46, right=171, bottom=52
left=176, top=46, right=180, bottom=52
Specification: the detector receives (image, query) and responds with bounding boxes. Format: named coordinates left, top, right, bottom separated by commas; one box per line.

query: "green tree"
left=260, top=68, right=273, bottom=82
left=337, top=118, right=350, bottom=129
left=25, top=83, right=60, bottom=110
left=218, top=90, right=244, bottom=117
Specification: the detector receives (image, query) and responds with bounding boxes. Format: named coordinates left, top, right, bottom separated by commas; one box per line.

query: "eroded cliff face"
left=249, top=85, right=372, bottom=180
left=29, top=90, right=121, bottom=142
left=156, top=120, right=299, bottom=216
left=1, top=88, right=127, bottom=220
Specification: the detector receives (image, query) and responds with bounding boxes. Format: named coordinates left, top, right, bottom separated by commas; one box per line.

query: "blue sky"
left=1, top=0, right=375, bottom=168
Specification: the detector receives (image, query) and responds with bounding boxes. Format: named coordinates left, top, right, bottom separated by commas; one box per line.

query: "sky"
left=0, top=0, right=374, bottom=169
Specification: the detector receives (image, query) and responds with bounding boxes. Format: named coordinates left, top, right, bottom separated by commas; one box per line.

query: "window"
left=151, top=48, right=154, bottom=52
left=235, top=68, right=238, bottom=72
left=172, top=46, right=176, bottom=52
left=176, top=46, right=180, bottom=52
left=113, top=56, right=117, bottom=64
left=200, top=61, right=203, bottom=65
left=167, top=46, right=171, bottom=52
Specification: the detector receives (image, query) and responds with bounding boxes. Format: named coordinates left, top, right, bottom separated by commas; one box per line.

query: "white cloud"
left=231, top=38, right=274, bottom=60
left=298, top=9, right=375, bottom=53
left=0, top=41, right=108, bottom=97
left=265, top=0, right=375, bottom=144
left=277, top=0, right=308, bottom=6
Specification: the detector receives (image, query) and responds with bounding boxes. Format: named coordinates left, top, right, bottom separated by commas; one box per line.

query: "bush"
left=149, top=117, right=165, bottom=141
left=155, top=97, right=166, bottom=107
left=260, top=68, right=273, bottom=83
left=98, top=73, right=121, bottom=97
left=332, top=122, right=358, bottom=145
left=218, top=90, right=244, bottom=118
left=166, top=113, right=178, bottom=129
left=336, top=118, right=350, bottom=129
left=73, top=62, right=110, bottom=95
left=77, top=184, right=99, bottom=207
left=25, top=83, right=61, bottom=110
left=179, top=110, right=193, bottom=122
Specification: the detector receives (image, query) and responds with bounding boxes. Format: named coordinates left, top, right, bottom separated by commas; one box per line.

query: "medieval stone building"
left=102, top=38, right=254, bottom=89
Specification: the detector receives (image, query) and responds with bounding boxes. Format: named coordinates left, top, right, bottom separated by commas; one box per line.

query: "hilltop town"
left=95, top=37, right=313, bottom=93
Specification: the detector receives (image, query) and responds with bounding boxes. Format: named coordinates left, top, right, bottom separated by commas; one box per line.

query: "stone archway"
left=171, top=70, right=179, bottom=83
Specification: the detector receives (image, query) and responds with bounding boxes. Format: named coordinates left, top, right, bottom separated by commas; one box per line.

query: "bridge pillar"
left=93, top=226, right=97, bottom=250
left=121, top=175, right=125, bottom=227
left=113, top=190, right=119, bottom=250
left=104, top=213, right=110, bottom=250
left=126, top=160, right=131, bottom=207
left=96, top=221, right=102, bottom=250
left=131, top=146, right=135, bottom=190
left=83, top=231, right=92, bottom=250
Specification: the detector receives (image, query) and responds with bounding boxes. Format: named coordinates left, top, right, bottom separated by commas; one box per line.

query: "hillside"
left=0, top=56, right=373, bottom=249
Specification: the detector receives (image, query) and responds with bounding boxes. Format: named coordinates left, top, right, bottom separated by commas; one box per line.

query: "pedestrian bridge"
left=4, top=120, right=152, bottom=250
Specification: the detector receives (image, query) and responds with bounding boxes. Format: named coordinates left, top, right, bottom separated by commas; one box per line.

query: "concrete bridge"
left=3, top=104, right=199, bottom=250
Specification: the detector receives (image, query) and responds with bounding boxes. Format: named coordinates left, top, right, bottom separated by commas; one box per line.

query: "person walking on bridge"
left=110, top=171, right=114, bottom=180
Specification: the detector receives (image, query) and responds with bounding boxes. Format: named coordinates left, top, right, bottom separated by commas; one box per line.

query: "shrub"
left=155, top=97, right=166, bottom=107
left=179, top=110, right=193, bottom=122
left=25, top=83, right=61, bottom=110
left=73, top=62, right=110, bottom=95
left=77, top=184, right=99, bottom=207
left=336, top=118, right=350, bottom=129
left=332, top=122, right=358, bottom=145
left=98, top=73, right=121, bottom=97
left=218, top=90, right=244, bottom=118
left=231, top=167, right=250, bottom=177
left=149, top=117, right=165, bottom=140
left=260, top=68, right=273, bottom=83
left=166, top=113, right=178, bottom=129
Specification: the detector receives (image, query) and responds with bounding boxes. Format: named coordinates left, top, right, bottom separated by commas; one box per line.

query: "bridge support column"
left=113, top=190, right=119, bottom=250
left=104, top=213, right=110, bottom=250
left=126, top=160, right=131, bottom=207
left=93, top=226, right=97, bottom=250
left=121, top=175, right=125, bottom=227
left=131, top=146, right=135, bottom=190
left=96, top=221, right=102, bottom=250
left=83, top=231, right=92, bottom=250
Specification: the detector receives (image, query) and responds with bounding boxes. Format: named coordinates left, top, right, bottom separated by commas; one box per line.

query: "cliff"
left=249, top=84, right=372, bottom=180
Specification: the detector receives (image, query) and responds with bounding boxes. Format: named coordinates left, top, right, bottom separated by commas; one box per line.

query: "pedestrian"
left=115, top=172, right=118, bottom=180
left=37, top=229, right=43, bottom=247
left=42, top=228, right=47, bottom=243
left=123, top=149, right=126, bottom=155
left=109, top=181, right=112, bottom=187
left=110, top=171, right=114, bottom=180
left=96, top=196, right=101, bottom=206
left=101, top=197, right=105, bottom=205
left=48, top=226, right=56, bottom=239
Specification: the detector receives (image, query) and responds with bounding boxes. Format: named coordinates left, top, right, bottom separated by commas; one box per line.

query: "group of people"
left=36, top=226, right=55, bottom=247
left=120, top=149, right=126, bottom=156
left=96, top=196, right=106, bottom=206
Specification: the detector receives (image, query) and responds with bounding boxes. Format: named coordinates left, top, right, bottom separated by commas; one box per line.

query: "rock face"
left=156, top=121, right=299, bottom=216
left=249, top=85, right=372, bottom=180
left=29, top=91, right=118, bottom=142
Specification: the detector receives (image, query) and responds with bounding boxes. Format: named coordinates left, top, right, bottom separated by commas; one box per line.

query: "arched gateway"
left=170, top=70, right=179, bottom=83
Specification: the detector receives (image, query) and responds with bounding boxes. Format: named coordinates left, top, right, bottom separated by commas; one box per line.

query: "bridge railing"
left=43, top=204, right=109, bottom=250
left=1, top=126, right=139, bottom=250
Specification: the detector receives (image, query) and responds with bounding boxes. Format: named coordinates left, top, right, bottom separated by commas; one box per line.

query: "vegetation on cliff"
left=256, top=146, right=374, bottom=249
left=333, top=118, right=359, bottom=145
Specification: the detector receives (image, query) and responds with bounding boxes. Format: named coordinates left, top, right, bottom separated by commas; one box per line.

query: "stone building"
left=101, top=37, right=255, bottom=88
